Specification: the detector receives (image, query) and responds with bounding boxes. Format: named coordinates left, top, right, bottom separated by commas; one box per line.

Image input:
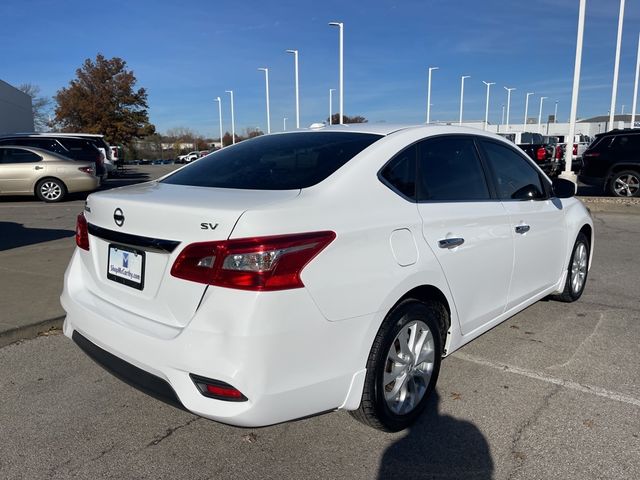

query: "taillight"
left=191, top=375, right=247, bottom=402
left=78, top=166, right=94, bottom=174
left=75, top=213, right=89, bottom=251
left=171, top=231, right=336, bottom=291
left=536, top=147, right=546, bottom=161
left=584, top=151, right=600, bottom=158
left=573, top=143, right=578, bottom=155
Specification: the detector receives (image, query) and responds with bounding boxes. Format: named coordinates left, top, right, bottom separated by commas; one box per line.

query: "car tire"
left=350, top=299, right=446, bottom=432
left=35, top=178, right=67, bottom=203
left=552, top=232, right=590, bottom=303
left=609, top=170, right=640, bottom=197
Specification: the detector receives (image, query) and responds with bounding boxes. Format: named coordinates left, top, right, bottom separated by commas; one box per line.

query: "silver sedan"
left=0, top=145, right=99, bottom=202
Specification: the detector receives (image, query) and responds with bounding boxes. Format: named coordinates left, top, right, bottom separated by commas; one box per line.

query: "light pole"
left=609, top=0, right=626, bottom=128
left=562, top=0, right=586, bottom=181
left=285, top=50, right=300, bottom=129
left=225, top=90, right=235, bottom=144
left=501, top=104, right=505, bottom=125
left=538, top=96, right=547, bottom=133
left=459, top=75, right=470, bottom=125
left=524, top=92, right=534, bottom=128
left=257, top=68, right=271, bottom=134
left=283, top=117, right=287, bottom=131
left=482, top=81, right=495, bottom=130
left=214, top=96, right=223, bottom=148
left=427, top=66, right=439, bottom=123
left=329, top=88, right=336, bottom=124
left=554, top=100, right=559, bottom=123
left=632, top=33, right=640, bottom=128
left=329, top=21, right=344, bottom=124
left=504, top=87, right=515, bottom=130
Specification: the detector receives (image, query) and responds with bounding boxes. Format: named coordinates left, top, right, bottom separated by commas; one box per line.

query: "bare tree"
left=18, top=83, right=52, bottom=132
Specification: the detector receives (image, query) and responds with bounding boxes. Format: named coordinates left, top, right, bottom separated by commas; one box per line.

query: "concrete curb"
left=0, top=316, right=64, bottom=348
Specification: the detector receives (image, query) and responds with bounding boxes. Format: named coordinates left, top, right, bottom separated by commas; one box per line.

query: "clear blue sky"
left=2, top=0, right=640, bottom=138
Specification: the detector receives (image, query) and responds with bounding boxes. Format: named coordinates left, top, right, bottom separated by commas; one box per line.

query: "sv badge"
left=200, top=222, right=219, bottom=230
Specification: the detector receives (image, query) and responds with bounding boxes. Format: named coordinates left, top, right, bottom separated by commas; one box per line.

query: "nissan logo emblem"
left=113, top=208, right=125, bottom=227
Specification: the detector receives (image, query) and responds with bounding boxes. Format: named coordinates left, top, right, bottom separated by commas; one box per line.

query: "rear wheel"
left=350, top=299, right=446, bottom=432
left=552, top=232, right=589, bottom=303
left=609, top=170, right=640, bottom=197
left=35, top=178, right=66, bottom=202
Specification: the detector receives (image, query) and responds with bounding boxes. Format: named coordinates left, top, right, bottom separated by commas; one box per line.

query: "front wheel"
left=552, top=232, right=590, bottom=303
left=350, top=299, right=446, bottom=432
left=609, top=170, right=640, bottom=197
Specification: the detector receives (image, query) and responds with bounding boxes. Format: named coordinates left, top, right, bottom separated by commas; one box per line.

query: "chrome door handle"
left=515, top=224, right=530, bottom=234
left=34, top=166, right=44, bottom=170
left=438, top=237, right=464, bottom=249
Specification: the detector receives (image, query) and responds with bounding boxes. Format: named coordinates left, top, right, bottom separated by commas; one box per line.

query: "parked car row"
left=0, top=132, right=120, bottom=202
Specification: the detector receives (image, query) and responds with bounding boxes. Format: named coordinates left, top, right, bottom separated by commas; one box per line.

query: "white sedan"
left=61, top=124, right=593, bottom=431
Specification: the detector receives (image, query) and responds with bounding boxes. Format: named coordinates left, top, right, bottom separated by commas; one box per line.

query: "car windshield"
left=162, top=132, right=382, bottom=190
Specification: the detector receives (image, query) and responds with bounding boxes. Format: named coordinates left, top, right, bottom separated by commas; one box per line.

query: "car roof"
left=0, top=144, right=70, bottom=159
left=2, top=132, right=105, bottom=139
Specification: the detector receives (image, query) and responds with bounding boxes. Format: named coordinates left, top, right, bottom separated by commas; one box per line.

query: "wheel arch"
left=394, top=284, right=452, bottom=354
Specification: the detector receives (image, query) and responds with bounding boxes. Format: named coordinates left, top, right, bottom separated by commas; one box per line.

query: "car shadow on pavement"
left=0, top=222, right=74, bottom=251
left=377, top=391, right=493, bottom=480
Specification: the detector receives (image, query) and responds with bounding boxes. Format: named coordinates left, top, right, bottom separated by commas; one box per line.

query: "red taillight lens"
left=171, top=231, right=336, bottom=291
left=75, top=213, right=89, bottom=251
left=78, top=166, right=94, bottom=174
left=536, top=147, right=546, bottom=161
left=584, top=151, right=600, bottom=158
left=190, top=375, right=247, bottom=402
left=573, top=143, right=578, bottom=155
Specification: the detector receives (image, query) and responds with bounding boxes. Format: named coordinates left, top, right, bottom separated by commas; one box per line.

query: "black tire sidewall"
left=371, top=300, right=442, bottom=431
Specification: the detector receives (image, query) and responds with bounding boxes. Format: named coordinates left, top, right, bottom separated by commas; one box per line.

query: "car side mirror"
left=552, top=178, right=576, bottom=198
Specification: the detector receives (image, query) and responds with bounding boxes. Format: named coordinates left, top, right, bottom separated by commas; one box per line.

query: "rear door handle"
left=34, top=166, right=44, bottom=170
left=515, top=224, right=530, bottom=234
left=438, top=237, right=465, bottom=249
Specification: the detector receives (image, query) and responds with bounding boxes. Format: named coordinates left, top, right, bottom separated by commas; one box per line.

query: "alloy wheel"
left=40, top=181, right=62, bottom=201
left=383, top=320, right=435, bottom=415
left=613, top=173, right=640, bottom=197
left=571, top=242, right=588, bottom=294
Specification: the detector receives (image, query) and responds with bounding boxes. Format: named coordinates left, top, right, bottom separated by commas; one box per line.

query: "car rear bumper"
left=60, top=249, right=369, bottom=427
left=66, top=175, right=100, bottom=193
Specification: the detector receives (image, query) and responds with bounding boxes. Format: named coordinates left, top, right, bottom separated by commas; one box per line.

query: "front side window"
left=380, top=145, right=416, bottom=199
left=417, top=136, right=490, bottom=201
left=480, top=140, right=546, bottom=200
left=162, top=132, right=382, bottom=190
left=0, top=148, right=41, bottom=164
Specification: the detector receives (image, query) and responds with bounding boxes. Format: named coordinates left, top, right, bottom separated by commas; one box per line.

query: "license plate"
left=107, top=244, right=145, bottom=290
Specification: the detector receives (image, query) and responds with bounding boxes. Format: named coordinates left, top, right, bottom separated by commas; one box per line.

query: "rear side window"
left=0, top=148, right=41, bottom=164
left=417, top=136, right=490, bottom=201
left=162, top=132, right=382, bottom=190
left=480, top=140, right=546, bottom=200
left=611, top=134, right=640, bottom=153
left=380, top=145, right=416, bottom=199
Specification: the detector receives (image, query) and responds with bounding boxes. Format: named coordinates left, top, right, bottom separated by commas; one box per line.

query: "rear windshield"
left=162, top=132, right=382, bottom=190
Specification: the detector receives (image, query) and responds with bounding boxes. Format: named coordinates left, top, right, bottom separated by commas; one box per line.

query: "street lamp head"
left=258, top=67, right=268, bottom=72
left=285, top=49, right=298, bottom=54
left=429, top=66, right=439, bottom=72
left=328, top=21, right=343, bottom=27
left=215, top=96, right=220, bottom=102
left=225, top=90, right=233, bottom=94
left=504, top=86, right=516, bottom=92
left=461, top=75, right=470, bottom=80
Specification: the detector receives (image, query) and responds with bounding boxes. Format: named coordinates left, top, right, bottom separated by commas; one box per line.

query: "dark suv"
left=580, top=129, right=640, bottom=197
left=0, top=135, right=106, bottom=180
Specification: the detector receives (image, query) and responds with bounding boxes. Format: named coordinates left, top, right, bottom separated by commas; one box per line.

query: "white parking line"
left=454, top=352, right=640, bottom=408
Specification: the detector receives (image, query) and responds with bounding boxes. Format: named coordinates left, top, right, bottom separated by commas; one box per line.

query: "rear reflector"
left=76, top=213, right=89, bottom=251
left=171, top=231, right=336, bottom=291
left=190, top=374, right=247, bottom=402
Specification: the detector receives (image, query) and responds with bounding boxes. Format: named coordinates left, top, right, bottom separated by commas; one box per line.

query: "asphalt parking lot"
left=0, top=166, right=639, bottom=479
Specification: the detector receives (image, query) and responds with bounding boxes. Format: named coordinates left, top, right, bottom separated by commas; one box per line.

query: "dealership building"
left=0, top=79, right=34, bottom=134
